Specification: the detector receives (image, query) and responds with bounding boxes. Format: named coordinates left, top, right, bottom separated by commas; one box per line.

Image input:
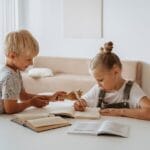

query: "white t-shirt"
left=82, top=81, right=146, bottom=108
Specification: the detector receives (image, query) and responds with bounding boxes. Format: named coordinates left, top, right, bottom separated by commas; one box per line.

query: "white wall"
left=19, top=0, right=104, bottom=58
left=18, top=0, right=150, bottom=95
left=0, top=1, right=5, bottom=66
left=19, top=0, right=150, bottom=60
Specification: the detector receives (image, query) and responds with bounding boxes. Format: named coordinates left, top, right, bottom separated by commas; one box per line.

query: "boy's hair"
left=4, top=29, right=39, bottom=56
left=90, top=41, right=122, bottom=71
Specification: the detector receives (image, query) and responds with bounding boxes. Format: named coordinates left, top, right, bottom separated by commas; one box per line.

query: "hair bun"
left=100, top=41, right=113, bottom=53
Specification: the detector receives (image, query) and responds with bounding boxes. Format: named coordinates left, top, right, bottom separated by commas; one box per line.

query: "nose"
left=30, top=60, right=33, bottom=65
left=98, top=83, right=102, bottom=88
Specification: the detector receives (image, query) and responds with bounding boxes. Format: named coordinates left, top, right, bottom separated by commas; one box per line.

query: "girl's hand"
left=50, top=91, right=67, bottom=101
left=74, top=99, right=87, bottom=111
left=100, top=108, right=123, bottom=116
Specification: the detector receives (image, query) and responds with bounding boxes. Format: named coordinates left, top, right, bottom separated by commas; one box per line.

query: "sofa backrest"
left=33, top=56, right=142, bottom=86
left=34, top=56, right=90, bottom=75
left=121, top=60, right=142, bottom=87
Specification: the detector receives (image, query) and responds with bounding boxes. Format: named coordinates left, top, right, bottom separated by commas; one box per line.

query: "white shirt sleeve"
left=81, top=84, right=100, bottom=107
left=129, top=82, right=147, bottom=108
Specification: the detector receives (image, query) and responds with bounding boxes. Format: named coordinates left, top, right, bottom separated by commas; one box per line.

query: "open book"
left=50, top=106, right=100, bottom=119
left=14, top=100, right=100, bottom=119
left=68, top=120, right=129, bottom=137
left=11, top=113, right=71, bottom=132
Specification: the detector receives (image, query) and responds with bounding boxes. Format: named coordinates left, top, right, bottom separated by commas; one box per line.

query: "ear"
left=112, top=64, right=121, bottom=75
left=7, top=51, right=17, bottom=59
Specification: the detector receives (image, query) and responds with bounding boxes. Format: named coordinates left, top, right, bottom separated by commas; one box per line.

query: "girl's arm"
left=100, top=96, right=150, bottom=120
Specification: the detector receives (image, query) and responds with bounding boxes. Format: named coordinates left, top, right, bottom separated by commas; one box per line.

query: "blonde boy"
left=0, top=30, right=66, bottom=114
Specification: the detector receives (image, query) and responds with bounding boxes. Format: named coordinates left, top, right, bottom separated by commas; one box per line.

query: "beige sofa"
left=22, top=56, right=142, bottom=94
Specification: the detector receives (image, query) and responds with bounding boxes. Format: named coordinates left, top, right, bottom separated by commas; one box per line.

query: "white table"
left=0, top=107, right=150, bottom=150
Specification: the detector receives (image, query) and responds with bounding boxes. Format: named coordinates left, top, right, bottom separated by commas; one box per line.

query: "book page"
left=74, top=107, right=100, bottom=119
left=49, top=100, right=74, bottom=108
left=50, top=106, right=75, bottom=117
left=15, top=100, right=74, bottom=115
left=13, top=113, right=54, bottom=121
left=98, top=121, right=129, bottom=137
left=27, top=116, right=69, bottom=128
left=68, top=121, right=100, bottom=135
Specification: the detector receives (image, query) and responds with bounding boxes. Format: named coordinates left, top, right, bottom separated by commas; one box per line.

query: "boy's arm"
left=3, top=97, right=49, bottom=114
left=20, top=88, right=67, bottom=101
left=20, top=88, right=36, bottom=100
left=3, top=99, right=32, bottom=114
left=20, top=88, right=51, bottom=101
left=100, top=96, right=150, bottom=120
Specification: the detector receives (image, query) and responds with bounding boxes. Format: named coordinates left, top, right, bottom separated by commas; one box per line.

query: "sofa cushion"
left=28, top=67, right=54, bottom=78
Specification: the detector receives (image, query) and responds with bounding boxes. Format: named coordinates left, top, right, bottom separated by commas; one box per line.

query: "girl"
left=0, top=30, right=66, bottom=114
left=74, top=42, right=150, bottom=120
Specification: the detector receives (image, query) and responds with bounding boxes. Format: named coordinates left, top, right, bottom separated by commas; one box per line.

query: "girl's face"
left=92, top=65, right=121, bottom=92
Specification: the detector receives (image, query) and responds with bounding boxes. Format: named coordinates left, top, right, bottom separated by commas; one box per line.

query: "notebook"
left=68, top=120, right=129, bottom=137
left=50, top=106, right=100, bottom=119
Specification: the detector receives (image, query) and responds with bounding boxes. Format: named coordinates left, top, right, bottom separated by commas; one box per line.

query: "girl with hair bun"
left=74, top=41, right=150, bottom=120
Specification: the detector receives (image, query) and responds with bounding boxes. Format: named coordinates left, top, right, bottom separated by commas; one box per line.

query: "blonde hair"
left=4, top=29, right=39, bottom=56
left=90, top=41, right=122, bottom=71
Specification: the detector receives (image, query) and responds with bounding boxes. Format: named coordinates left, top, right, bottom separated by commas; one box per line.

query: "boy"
left=0, top=30, right=66, bottom=114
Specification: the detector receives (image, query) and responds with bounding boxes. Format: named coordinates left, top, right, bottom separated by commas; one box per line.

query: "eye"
left=27, top=59, right=32, bottom=61
left=98, top=79, right=103, bottom=82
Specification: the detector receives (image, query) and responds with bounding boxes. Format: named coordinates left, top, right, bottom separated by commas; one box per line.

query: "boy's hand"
left=31, top=96, right=49, bottom=108
left=74, top=99, right=87, bottom=111
left=50, top=91, right=67, bottom=101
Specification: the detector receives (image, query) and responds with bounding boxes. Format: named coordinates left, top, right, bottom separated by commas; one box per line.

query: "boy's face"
left=92, top=65, right=121, bottom=92
left=7, top=52, right=35, bottom=71
left=15, top=53, right=34, bottom=71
